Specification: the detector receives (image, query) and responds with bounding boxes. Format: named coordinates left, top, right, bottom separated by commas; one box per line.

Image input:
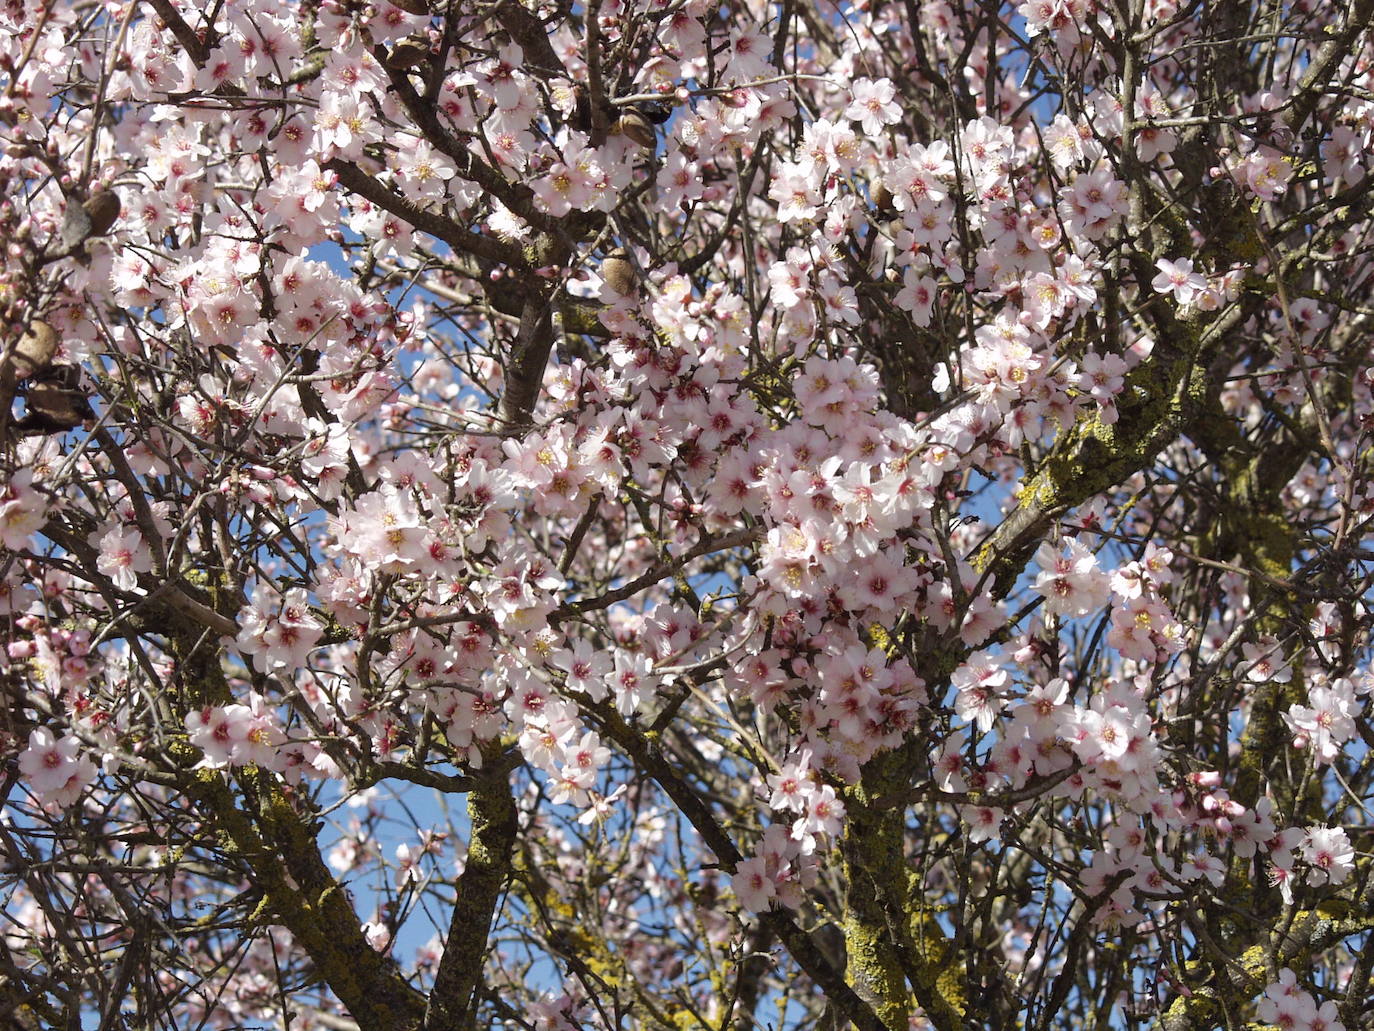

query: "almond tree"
left=2, top=1, right=1374, bottom=1030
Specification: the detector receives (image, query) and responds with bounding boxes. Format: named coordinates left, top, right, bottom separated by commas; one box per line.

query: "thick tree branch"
left=495, top=282, right=558, bottom=433
left=173, top=756, right=428, bottom=1031
left=424, top=762, right=517, bottom=1031
left=324, top=158, right=526, bottom=268
left=144, top=0, right=210, bottom=67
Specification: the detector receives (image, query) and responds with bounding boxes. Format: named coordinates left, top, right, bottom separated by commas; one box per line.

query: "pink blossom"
left=1236, top=146, right=1292, bottom=200
left=1283, top=679, right=1357, bottom=763
left=186, top=705, right=256, bottom=769
left=766, top=756, right=815, bottom=813
left=96, top=527, right=154, bottom=592
left=1300, top=826, right=1354, bottom=885
left=1242, top=636, right=1292, bottom=685
left=19, top=728, right=96, bottom=805
left=961, top=804, right=1004, bottom=843
left=846, top=78, right=901, bottom=136
left=731, top=855, right=776, bottom=912
left=952, top=651, right=1009, bottom=732
left=1033, top=539, right=1110, bottom=618
left=1151, top=258, right=1208, bottom=305
left=552, top=640, right=612, bottom=703
left=0, top=469, right=48, bottom=549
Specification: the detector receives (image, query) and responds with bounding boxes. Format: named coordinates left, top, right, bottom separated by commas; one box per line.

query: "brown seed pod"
left=57, top=203, right=93, bottom=252
left=570, top=85, right=593, bottom=133
left=639, top=101, right=674, bottom=125
left=6, top=320, right=58, bottom=380
left=613, top=109, right=657, bottom=149
left=18, top=377, right=89, bottom=434
left=82, top=191, right=121, bottom=236
left=600, top=249, right=636, bottom=295
left=386, top=36, right=431, bottom=70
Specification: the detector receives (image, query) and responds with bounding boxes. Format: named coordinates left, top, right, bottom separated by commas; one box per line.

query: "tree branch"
left=424, top=762, right=517, bottom=1031
left=324, top=158, right=526, bottom=268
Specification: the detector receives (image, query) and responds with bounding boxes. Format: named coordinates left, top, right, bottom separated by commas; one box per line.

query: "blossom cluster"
left=1258, top=970, right=1345, bottom=1031
left=1, top=0, right=1372, bottom=1024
